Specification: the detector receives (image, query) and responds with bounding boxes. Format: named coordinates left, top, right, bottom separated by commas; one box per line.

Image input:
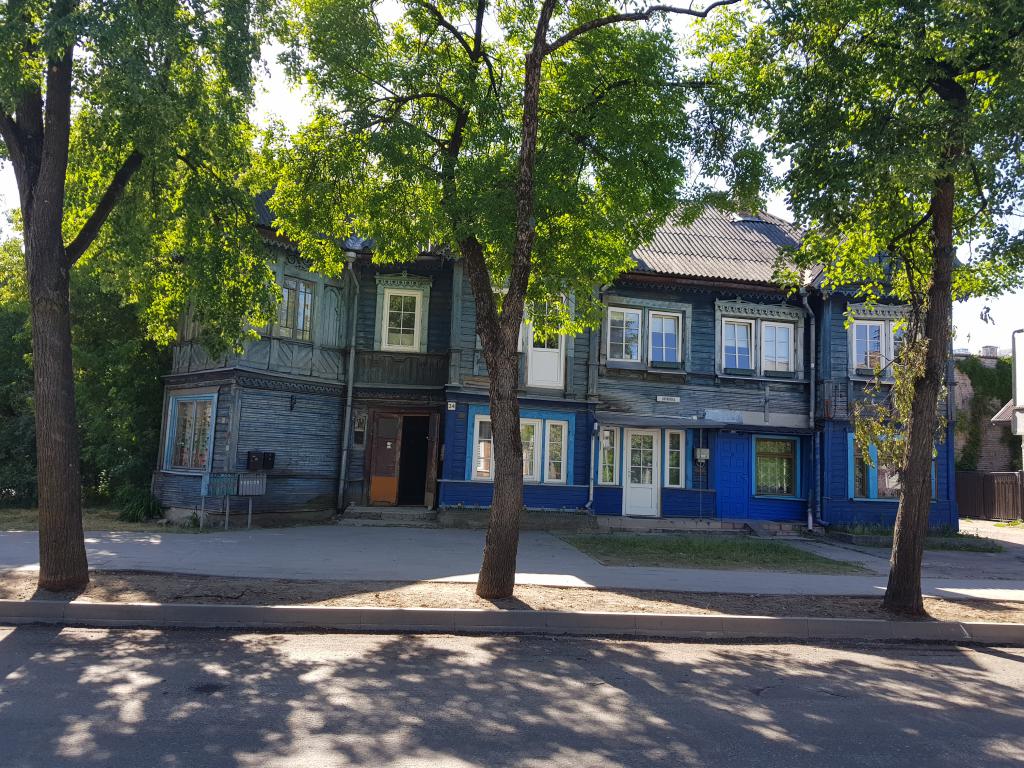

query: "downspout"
left=336, top=251, right=360, bottom=510
left=1014, top=329, right=1024, bottom=472
left=800, top=288, right=819, bottom=531
left=585, top=285, right=610, bottom=511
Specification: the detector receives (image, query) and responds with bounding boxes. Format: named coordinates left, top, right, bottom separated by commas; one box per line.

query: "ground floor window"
left=598, top=427, right=618, bottom=485
left=754, top=437, right=797, bottom=497
left=665, top=431, right=684, bottom=487
left=849, top=438, right=935, bottom=500
left=165, top=394, right=216, bottom=471
left=472, top=414, right=568, bottom=484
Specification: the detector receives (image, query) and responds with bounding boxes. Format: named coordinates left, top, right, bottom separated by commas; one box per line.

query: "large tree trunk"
left=883, top=175, right=955, bottom=615
left=476, top=362, right=525, bottom=598
left=25, top=231, right=89, bottom=591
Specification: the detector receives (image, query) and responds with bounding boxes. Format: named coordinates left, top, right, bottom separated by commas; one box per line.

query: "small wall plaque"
left=656, top=395, right=680, bottom=403
left=447, top=401, right=457, bottom=411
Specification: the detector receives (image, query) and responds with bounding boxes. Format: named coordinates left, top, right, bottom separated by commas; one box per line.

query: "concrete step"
left=343, top=506, right=439, bottom=523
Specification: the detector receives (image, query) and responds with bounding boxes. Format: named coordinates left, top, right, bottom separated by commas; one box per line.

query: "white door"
left=527, top=334, right=565, bottom=389
left=624, top=429, right=660, bottom=517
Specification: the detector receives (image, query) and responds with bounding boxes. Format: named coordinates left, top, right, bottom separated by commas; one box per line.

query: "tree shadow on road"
left=1, top=625, right=1023, bottom=767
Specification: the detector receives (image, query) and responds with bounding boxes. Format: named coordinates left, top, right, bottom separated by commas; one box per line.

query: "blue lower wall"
left=818, top=420, right=958, bottom=529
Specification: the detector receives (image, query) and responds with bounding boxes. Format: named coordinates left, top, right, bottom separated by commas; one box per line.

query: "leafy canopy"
left=266, top=0, right=763, bottom=333
left=693, top=0, right=1024, bottom=467
left=0, top=0, right=283, bottom=351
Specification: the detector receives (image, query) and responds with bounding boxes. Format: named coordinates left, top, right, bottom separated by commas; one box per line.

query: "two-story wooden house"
left=152, top=202, right=957, bottom=528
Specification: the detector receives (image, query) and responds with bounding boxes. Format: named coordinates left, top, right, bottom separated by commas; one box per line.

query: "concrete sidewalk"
left=3, top=525, right=1024, bottom=601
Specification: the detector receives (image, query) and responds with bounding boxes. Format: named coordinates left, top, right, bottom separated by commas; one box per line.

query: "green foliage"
left=0, top=238, right=171, bottom=507
left=955, top=356, right=1019, bottom=471
left=693, top=0, right=1024, bottom=488
left=0, top=0, right=282, bottom=353
left=264, top=0, right=766, bottom=334
left=693, top=0, right=1024, bottom=306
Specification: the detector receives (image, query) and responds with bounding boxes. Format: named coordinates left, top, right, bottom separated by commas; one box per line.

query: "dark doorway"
left=397, top=415, right=430, bottom=506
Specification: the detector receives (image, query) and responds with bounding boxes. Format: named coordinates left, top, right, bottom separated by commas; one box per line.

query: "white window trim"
left=648, top=311, right=683, bottom=366
left=721, top=318, right=756, bottom=371
left=521, top=418, right=543, bottom=482
left=761, top=321, right=795, bottom=373
left=543, top=420, right=569, bottom=484
left=664, top=430, right=685, bottom=488
left=381, top=288, right=423, bottom=352
left=163, top=392, right=218, bottom=474
left=606, top=307, right=643, bottom=362
left=598, top=426, right=619, bottom=486
left=850, top=319, right=887, bottom=371
left=471, top=415, right=494, bottom=481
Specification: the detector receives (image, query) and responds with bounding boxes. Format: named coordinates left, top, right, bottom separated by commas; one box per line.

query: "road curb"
left=1, top=599, right=1021, bottom=644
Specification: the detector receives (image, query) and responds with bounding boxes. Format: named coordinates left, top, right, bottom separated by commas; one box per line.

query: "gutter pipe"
left=585, top=284, right=611, bottom=511
left=1014, top=329, right=1024, bottom=470
left=800, top=288, right=820, bottom=531
left=336, top=251, right=360, bottom=511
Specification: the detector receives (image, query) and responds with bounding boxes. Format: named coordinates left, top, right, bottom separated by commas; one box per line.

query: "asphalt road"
left=1, top=626, right=1023, bottom=767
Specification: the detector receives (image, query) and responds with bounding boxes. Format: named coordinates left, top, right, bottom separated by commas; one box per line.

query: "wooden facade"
left=154, top=206, right=957, bottom=528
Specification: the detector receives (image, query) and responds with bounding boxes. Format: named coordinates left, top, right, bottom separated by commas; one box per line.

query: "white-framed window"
left=520, top=419, right=542, bottom=481
left=472, top=417, right=494, bottom=480
left=665, top=430, right=685, bottom=488
left=279, top=277, right=314, bottom=341
left=598, top=427, right=619, bottom=485
left=722, top=319, right=755, bottom=371
left=754, top=437, right=797, bottom=497
left=852, top=320, right=885, bottom=370
left=164, top=394, right=216, bottom=472
left=607, top=307, right=642, bottom=362
left=761, top=321, right=794, bottom=372
left=545, top=421, right=568, bottom=483
left=649, top=312, right=682, bottom=366
left=381, top=288, right=422, bottom=351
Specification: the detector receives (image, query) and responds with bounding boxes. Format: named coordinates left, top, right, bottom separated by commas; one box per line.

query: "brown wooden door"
left=369, top=414, right=401, bottom=505
left=423, top=413, right=441, bottom=509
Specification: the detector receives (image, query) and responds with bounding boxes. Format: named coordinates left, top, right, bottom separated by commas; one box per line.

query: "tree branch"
left=545, top=0, right=741, bottom=54
left=65, top=150, right=144, bottom=266
left=413, top=0, right=476, bottom=59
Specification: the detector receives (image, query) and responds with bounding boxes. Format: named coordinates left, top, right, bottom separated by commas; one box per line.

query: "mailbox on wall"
left=247, top=451, right=276, bottom=471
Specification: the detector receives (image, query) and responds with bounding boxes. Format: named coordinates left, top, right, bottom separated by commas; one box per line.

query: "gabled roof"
left=632, top=207, right=815, bottom=287
left=992, top=400, right=1017, bottom=423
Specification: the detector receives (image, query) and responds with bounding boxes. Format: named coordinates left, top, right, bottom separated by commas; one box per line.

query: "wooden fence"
left=957, top=471, right=1024, bottom=521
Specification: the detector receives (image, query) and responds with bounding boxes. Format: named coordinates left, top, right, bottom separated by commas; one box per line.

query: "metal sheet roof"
left=632, top=207, right=815, bottom=286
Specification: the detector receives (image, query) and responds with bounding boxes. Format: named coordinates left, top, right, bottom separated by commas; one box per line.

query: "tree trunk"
left=476, top=362, right=525, bottom=598
left=883, top=176, right=955, bottom=615
left=25, top=230, right=90, bottom=591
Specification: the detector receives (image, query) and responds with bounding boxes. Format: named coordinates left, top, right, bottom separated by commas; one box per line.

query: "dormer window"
left=279, top=277, right=314, bottom=341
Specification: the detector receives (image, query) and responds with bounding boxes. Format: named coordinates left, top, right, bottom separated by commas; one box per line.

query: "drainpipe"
left=586, top=421, right=598, bottom=510
left=336, top=251, right=360, bottom=511
left=800, top=288, right=819, bottom=531
left=1014, top=329, right=1024, bottom=471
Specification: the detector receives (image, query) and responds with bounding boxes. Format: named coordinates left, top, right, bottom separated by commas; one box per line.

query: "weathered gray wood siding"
left=597, top=285, right=811, bottom=422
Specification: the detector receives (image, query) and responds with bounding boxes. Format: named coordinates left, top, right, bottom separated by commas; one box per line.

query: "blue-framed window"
left=468, top=407, right=573, bottom=484
left=164, top=394, right=216, bottom=472
left=847, top=435, right=936, bottom=500
left=753, top=436, right=799, bottom=497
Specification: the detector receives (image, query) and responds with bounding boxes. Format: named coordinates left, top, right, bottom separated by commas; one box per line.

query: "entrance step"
left=342, top=506, right=439, bottom=524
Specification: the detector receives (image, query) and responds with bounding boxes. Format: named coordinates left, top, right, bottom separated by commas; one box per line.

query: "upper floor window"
left=722, top=319, right=754, bottom=371
left=382, top=289, right=421, bottom=351
left=165, top=394, right=215, bottom=472
left=761, top=322, right=793, bottom=372
left=279, top=277, right=314, bottom=341
left=607, top=308, right=642, bottom=362
left=852, top=321, right=884, bottom=370
left=649, top=312, right=682, bottom=366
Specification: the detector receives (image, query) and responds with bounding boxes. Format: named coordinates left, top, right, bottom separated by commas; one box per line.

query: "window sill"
left=606, top=360, right=645, bottom=369
left=753, top=494, right=803, bottom=501
left=724, top=367, right=756, bottom=377
left=161, top=468, right=209, bottom=476
left=763, top=370, right=796, bottom=379
left=849, top=497, right=902, bottom=503
left=718, top=373, right=807, bottom=384
left=380, top=346, right=425, bottom=354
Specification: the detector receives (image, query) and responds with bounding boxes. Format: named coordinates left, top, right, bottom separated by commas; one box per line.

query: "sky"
left=2, top=39, right=1022, bottom=355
